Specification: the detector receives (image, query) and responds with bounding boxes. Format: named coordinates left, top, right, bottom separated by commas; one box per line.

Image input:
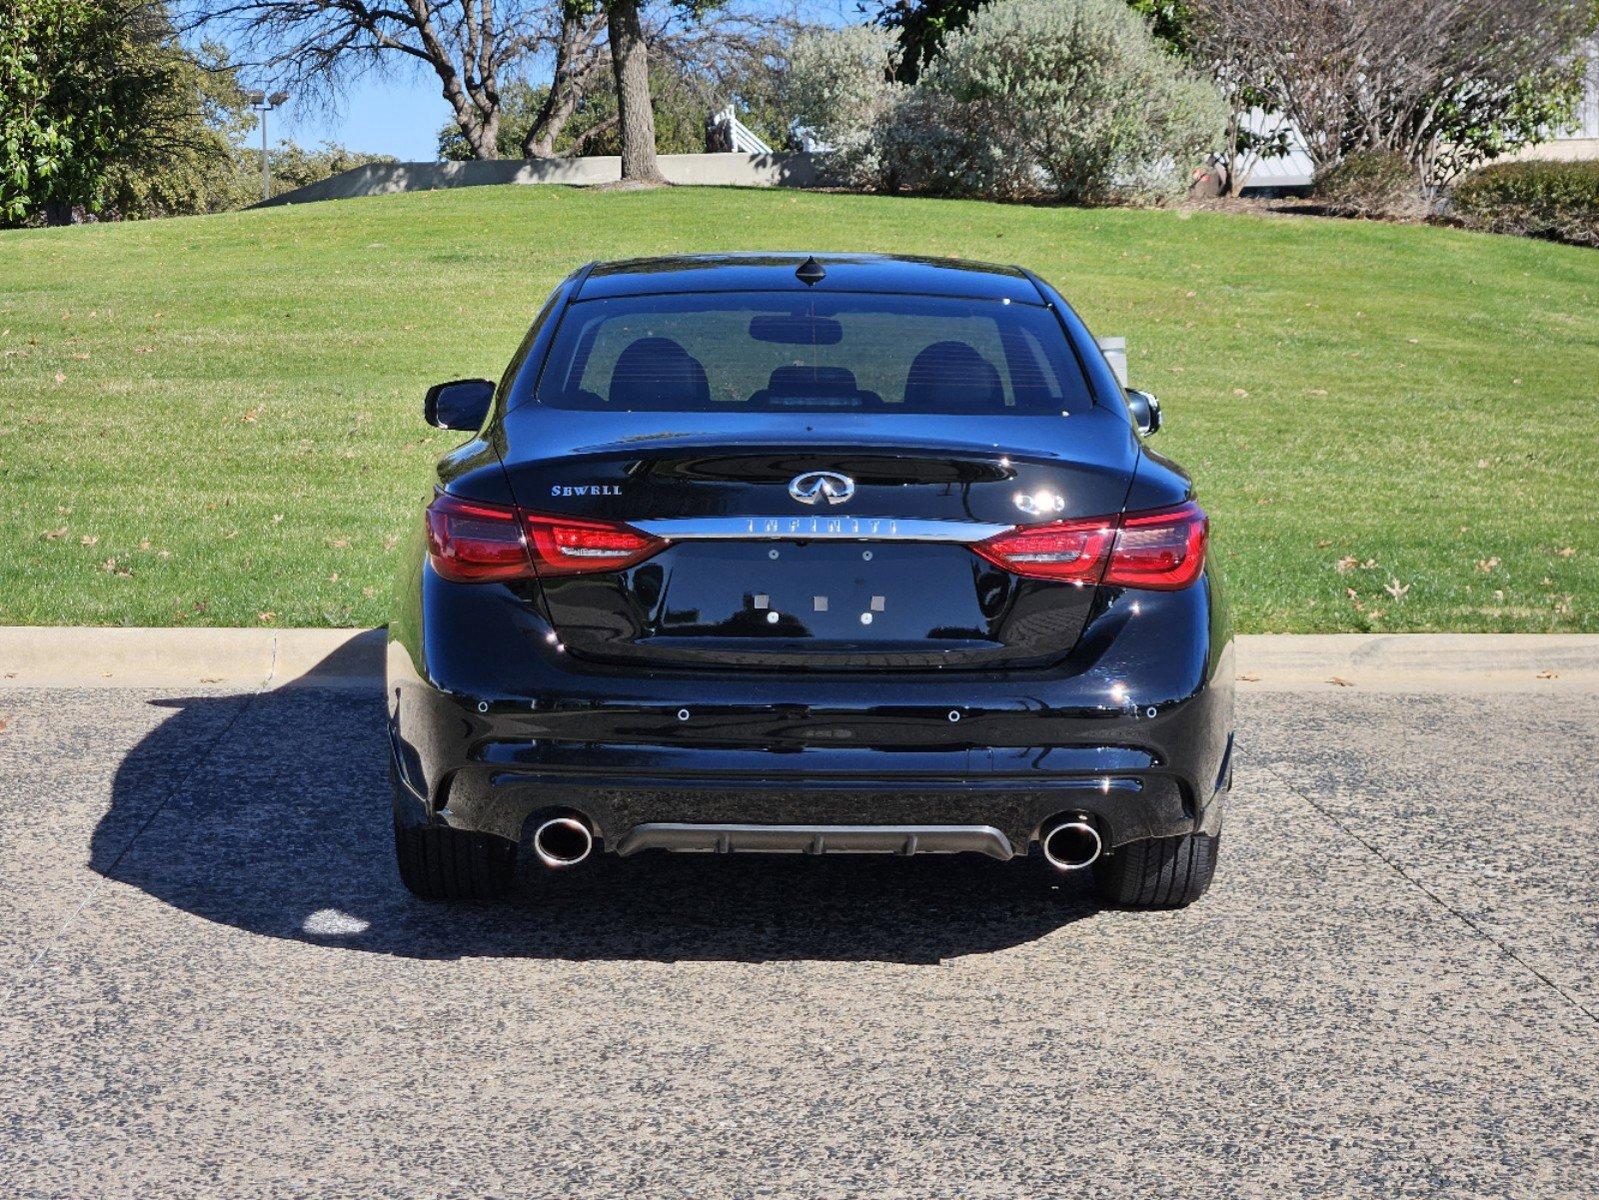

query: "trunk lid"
left=495, top=408, right=1137, bottom=671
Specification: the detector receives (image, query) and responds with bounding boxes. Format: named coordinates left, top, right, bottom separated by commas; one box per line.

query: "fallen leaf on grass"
left=1556, top=547, right=1575, bottom=558
left=1383, top=577, right=1410, bottom=602
left=79, top=534, right=99, bottom=546
left=53, top=373, right=66, bottom=384
left=1475, top=557, right=1500, bottom=573
left=257, top=611, right=277, bottom=624
left=40, top=527, right=68, bottom=540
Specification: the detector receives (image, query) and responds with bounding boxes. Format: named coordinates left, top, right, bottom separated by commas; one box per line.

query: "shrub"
left=895, top=0, right=1225, bottom=203
left=780, top=26, right=904, bottom=186
left=1311, top=152, right=1428, bottom=221
left=1448, top=160, right=1599, bottom=249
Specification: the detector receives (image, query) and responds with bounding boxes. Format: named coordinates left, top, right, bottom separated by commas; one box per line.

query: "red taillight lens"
left=971, top=516, right=1118, bottom=583
left=523, top=512, right=666, bottom=577
left=1104, top=501, right=1207, bottom=590
left=973, top=501, right=1207, bottom=591
left=425, top=491, right=534, bottom=583
left=426, top=494, right=667, bottom=582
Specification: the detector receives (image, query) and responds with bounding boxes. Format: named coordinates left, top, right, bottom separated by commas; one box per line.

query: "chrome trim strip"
left=631, top=516, right=1011, bottom=543
left=613, top=823, right=1016, bottom=860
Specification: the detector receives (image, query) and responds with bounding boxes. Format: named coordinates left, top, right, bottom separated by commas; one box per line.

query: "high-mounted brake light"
left=425, top=493, right=667, bottom=582
left=973, top=501, right=1207, bottom=591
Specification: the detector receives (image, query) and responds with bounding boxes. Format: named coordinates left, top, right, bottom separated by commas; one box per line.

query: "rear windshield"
left=533, top=292, right=1093, bottom=415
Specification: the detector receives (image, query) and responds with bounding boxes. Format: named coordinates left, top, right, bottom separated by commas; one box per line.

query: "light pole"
left=247, top=90, right=290, bottom=202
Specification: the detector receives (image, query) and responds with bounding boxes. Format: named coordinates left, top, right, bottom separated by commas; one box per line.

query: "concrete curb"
left=1, top=628, right=1596, bottom=692
left=0, top=627, right=387, bottom=690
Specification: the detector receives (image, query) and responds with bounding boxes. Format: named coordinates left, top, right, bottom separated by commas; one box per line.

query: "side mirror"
left=424, top=378, right=494, bottom=431
left=1125, top=388, right=1162, bottom=436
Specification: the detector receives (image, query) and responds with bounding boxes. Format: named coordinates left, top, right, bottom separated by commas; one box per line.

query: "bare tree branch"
left=1191, top=0, right=1593, bottom=185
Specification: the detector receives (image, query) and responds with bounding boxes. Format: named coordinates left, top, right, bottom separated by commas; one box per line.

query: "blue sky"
left=272, top=68, right=455, bottom=161
left=265, top=1, right=854, bottom=160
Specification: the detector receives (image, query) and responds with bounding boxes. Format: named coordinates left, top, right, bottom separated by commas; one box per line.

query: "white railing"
left=713, top=105, right=773, bottom=156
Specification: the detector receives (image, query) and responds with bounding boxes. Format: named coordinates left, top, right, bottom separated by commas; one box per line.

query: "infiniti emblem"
left=788, top=470, right=856, bottom=506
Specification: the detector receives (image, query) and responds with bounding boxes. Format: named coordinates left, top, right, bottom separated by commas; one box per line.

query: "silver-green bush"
left=799, top=0, right=1226, bottom=203
left=781, top=27, right=905, bottom=186
left=899, top=0, right=1226, bottom=203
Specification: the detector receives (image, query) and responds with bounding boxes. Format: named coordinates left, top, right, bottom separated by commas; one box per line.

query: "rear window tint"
left=533, top=292, right=1093, bottom=415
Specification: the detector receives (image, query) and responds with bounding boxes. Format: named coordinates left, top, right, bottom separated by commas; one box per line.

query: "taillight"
left=1104, top=501, right=1207, bottom=589
left=971, top=516, right=1118, bottom=584
left=973, top=501, right=1207, bottom=591
left=425, top=494, right=667, bottom=582
left=523, top=512, right=665, bottom=576
left=425, top=492, right=534, bottom=583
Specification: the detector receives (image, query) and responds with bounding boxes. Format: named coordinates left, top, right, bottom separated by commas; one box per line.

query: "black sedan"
left=388, top=253, right=1233, bottom=907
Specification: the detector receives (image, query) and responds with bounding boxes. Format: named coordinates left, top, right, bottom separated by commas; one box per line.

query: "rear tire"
left=1092, top=831, right=1220, bottom=909
left=393, top=818, right=517, bottom=902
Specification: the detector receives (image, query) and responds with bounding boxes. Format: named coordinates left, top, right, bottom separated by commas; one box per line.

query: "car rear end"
left=388, top=254, right=1233, bottom=907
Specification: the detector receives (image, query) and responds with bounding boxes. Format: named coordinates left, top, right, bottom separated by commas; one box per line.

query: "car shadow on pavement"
left=91, top=684, right=1099, bottom=964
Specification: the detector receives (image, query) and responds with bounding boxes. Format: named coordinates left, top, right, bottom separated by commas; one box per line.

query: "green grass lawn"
left=1, top=185, right=1595, bottom=631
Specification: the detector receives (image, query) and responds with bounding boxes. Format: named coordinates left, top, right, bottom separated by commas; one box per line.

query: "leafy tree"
left=1, top=0, right=249, bottom=226
left=102, top=39, right=257, bottom=218
left=1, top=0, right=387, bottom=225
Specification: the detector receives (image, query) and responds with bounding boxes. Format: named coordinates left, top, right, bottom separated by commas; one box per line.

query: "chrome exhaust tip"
left=1040, top=819, right=1102, bottom=871
left=532, top=816, right=594, bottom=869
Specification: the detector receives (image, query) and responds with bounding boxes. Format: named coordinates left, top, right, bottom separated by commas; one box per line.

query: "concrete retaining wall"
left=258, top=152, right=823, bottom=208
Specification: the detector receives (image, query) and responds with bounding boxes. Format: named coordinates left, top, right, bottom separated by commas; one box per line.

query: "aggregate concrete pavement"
left=1, top=676, right=1596, bottom=1198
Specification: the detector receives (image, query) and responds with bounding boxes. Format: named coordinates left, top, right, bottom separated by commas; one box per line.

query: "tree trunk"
left=606, top=0, right=663, bottom=184
left=526, top=14, right=603, bottom=157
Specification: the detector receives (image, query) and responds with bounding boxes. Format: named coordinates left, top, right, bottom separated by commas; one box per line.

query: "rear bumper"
left=387, top=557, right=1234, bottom=856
